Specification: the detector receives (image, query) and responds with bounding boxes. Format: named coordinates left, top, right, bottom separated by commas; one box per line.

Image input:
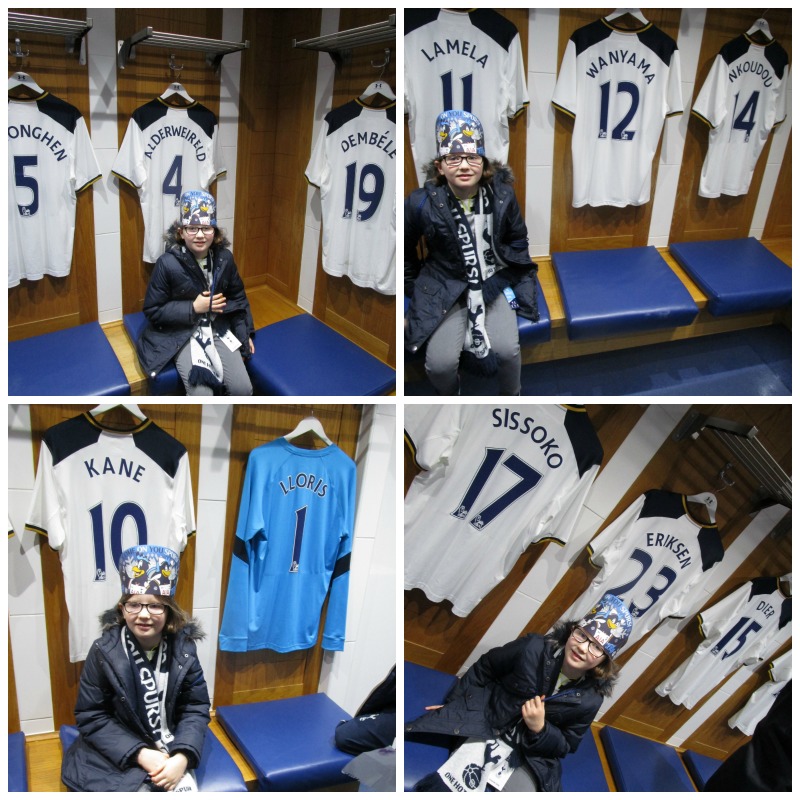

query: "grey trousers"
left=174, top=331, right=253, bottom=396
left=424, top=293, right=521, bottom=395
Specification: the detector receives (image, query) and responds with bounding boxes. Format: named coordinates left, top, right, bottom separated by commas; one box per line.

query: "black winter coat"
left=405, top=634, right=612, bottom=792
left=137, top=228, right=255, bottom=378
left=404, top=164, right=538, bottom=353
left=61, top=617, right=211, bottom=792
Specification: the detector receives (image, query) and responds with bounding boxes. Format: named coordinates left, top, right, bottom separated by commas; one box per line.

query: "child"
left=61, top=545, right=210, bottom=792
left=137, top=189, right=255, bottom=395
left=406, top=593, right=633, bottom=792
left=405, top=110, right=539, bottom=395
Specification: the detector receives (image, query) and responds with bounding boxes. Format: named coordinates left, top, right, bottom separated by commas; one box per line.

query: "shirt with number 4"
left=112, top=99, right=225, bottom=263
left=656, top=578, right=791, bottom=709
left=692, top=34, right=789, bottom=198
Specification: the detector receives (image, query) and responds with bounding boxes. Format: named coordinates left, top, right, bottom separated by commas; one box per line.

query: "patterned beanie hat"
left=180, top=189, right=217, bottom=227
left=435, top=109, right=485, bottom=158
left=119, top=545, right=180, bottom=597
left=575, top=593, right=633, bottom=659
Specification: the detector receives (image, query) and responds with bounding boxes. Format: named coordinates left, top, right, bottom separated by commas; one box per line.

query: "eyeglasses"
left=123, top=601, right=166, bottom=616
left=183, top=226, right=214, bottom=236
left=571, top=627, right=605, bottom=658
left=442, top=154, right=483, bottom=167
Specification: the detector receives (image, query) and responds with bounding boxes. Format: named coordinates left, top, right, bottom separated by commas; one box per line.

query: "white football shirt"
left=728, top=649, right=791, bottom=735
left=565, top=490, right=724, bottom=653
left=656, top=578, right=792, bottom=709
left=405, top=404, right=603, bottom=617
left=8, top=94, right=101, bottom=287
left=112, top=99, right=225, bottom=262
left=692, top=35, right=789, bottom=198
left=305, top=100, right=396, bottom=295
left=552, top=16, right=683, bottom=207
left=25, top=413, right=196, bottom=662
left=405, top=9, right=529, bottom=185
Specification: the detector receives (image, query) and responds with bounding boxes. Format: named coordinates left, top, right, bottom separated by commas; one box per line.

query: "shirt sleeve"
left=698, top=582, right=752, bottom=638
left=773, top=64, right=790, bottom=126
left=691, top=53, right=727, bottom=128
left=73, top=116, right=102, bottom=193
left=170, top=452, right=195, bottom=552
left=404, top=405, right=463, bottom=471
left=322, top=460, right=356, bottom=651
left=551, top=38, right=578, bottom=118
left=218, top=451, right=261, bottom=652
left=665, top=48, right=683, bottom=116
left=586, top=494, right=647, bottom=571
left=504, top=31, right=530, bottom=118
left=25, top=440, right=66, bottom=549
left=111, top=118, right=146, bottom=188
left=304, top=119, right=330, bottom=192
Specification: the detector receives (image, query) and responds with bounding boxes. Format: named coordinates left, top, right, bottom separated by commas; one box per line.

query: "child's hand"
left=521, top=696, right=546, bottom=733
left=149, top=752, right=189, bottom=791
left=193, top=291, right=226, bottom=314
left=136, top=747, right=168, bottom=774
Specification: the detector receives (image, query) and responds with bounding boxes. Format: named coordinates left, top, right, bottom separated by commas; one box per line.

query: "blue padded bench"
left=9, top=732, right=28, bottom=792
left=562, top=729, right=609, bottom=791
left=9, top=322, right=130, bottom=396
left=216, top=693, right=353, bottom=791
left=552, top=246, right=698, bottom=340
left=404, top=661, right=458, bottom=791
left=59, top=724, right=246, bottom=791
left=246, top=314, right=395, bottom=396
left=681, top=749, right=723, bottom=790
left=600, top=726, right=694, bottom=792
left=669, top=238, right=792, bottom=316
left=123, top=312, right=183, bottom=395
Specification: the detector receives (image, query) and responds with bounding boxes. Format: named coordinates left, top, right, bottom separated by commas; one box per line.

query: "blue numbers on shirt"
left=163, top=155, right=183, bottom=206
left=451, top=447, right=543, bottom=530
left=440, top=71, right=474, bottom=113
left=598, top=81, right=639, bottom=140
left=731, top=90, right=759, bottom=142
left=289, top=506, right=307, bottom=573
left=343, top=162, right=384, bottom=221
left=605, top=547, right=678, bottom=618
left=711, top=616, right=763, bottom=660
left=14, top=155, right=39, bottom=216
left=88, top=502, right=148, bottom=582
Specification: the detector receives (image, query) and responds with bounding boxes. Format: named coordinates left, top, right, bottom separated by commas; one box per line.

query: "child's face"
left=180, top=226, right=214, bottom=259
left=436, top=154, right=484, bottom=195
left=122, top=597, right=168, bottom=646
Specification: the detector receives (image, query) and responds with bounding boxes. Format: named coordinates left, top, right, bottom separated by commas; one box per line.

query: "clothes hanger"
left=605, top=8, right=649, bottom=27
left=746, top=14, right=773, bottom=43
left=8, top=71, right=45, bottom=100
left=285, top=414, right=333, bottom=446
left=686, top=492, right=717, bottom=523
left=160, top=55, right=194, bottom=107
left=359, top=49, right=396, bottom=107
left=89, top=403, right=148, bottom=423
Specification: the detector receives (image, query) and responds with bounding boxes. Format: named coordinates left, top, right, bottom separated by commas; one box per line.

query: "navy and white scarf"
left=188, top=251, right=225, bottom=393
left=447, top=185, right=503, bottom=375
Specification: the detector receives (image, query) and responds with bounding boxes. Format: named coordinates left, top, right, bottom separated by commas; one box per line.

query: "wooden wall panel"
left=115, top=9, right=223, bottom=314
left=213, top=404, right=363, bottom=707
left=763, top=132, right=792, bottom=240
left=312, top=9, right=397, bottom=366
left=234, top=10, right=321, bottom=298
left=550, top=8, right=682, bottom=253
left=404, top=404, right=647, bottom=674
left=8, top=7, right=98, bottom=341
left=669, top=8, right=792, bottom=243
left=28, top=404, right=201, bottom=728
left=405, top=403, right=791, bottom=758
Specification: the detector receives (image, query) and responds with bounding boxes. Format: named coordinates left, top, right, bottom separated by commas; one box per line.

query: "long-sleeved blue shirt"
left=219, top=437, right=356, bottom=653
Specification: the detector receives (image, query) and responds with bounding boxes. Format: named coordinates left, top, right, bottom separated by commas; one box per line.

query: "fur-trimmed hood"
left=163, top=221, right=231, bottom=253
left=99, top=607, right=206, bottom=641
left=422, top=157, right=515, bottom=185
